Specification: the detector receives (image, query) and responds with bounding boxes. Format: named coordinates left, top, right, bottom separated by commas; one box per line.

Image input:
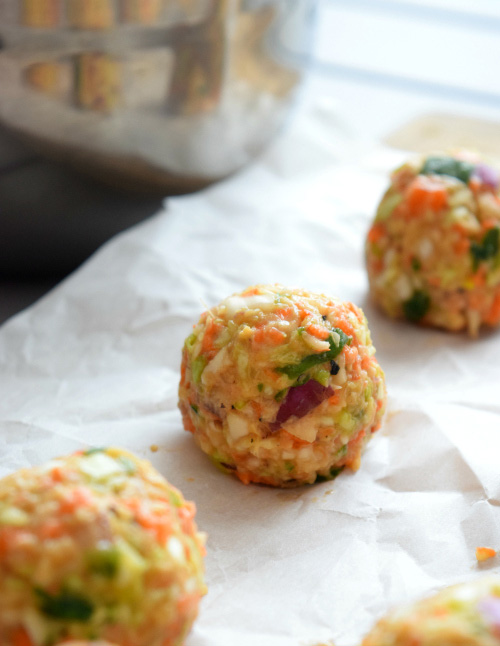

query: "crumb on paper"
left=385, top=409, right=401, bottom=423
left=186, top=477, right=195, bottom=482
left=150, top=444, right=159, bottom=453
left=476, top=546, right=497, bottom=562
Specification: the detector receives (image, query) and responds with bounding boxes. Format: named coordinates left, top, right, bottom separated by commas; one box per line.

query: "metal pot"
left=0, top=0, right=315, bottom=193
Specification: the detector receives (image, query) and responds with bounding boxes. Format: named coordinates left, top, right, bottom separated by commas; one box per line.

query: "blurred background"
left=1, top=0, right=500, bottom=322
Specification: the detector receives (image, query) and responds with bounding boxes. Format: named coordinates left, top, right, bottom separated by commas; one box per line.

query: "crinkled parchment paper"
left=1, top=99, right=500, bottom=646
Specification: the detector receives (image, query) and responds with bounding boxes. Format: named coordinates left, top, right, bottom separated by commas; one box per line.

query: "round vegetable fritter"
left=363, top=577, right=500, bottom=646
left=366, top=153, right=500, bottom=336
left=0, top=448, right=207, bottom=646
left=178, top=284, right=386, bottom=487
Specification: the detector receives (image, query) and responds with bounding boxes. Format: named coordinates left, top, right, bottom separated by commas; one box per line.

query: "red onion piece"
left=474, top=163, right=500, bottom=190
left=270, top=380, right=333, bottom=432
left=479, top=596, right=500, bottom=629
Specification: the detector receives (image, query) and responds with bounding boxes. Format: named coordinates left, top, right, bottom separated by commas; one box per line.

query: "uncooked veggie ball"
left=0, top=448, right=207, bottom=646
left=362, top=577, right=500, bottom=646
left=366, top=152, right=500, bottom=336
left=178, top=284, right=386, bottom=487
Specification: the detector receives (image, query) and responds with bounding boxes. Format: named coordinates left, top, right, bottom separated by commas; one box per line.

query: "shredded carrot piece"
left=59, top=486, right=93, bottom=514
left=306, top=323, right=330, bottom=340
left=367, top=223, right=386, bottom=243
left=406, top=176, right=448, bottom=216
left=235, top=471, right=252, bottom=485
left=241, top=287, right=260, bottom=296
left=361, top=355, right=373, bottom=371
left=201, top=318, right=222, bottom=357
left=453, top=237, right=470, bottom=255
left=347, top=302, right=363, bottom=321
left=335, top=318, right=356, bottom=338
left=328, top=392, right=340, bottom=406
left=39, top=519, right=66, bottom=540
left=476, top=546, right=497, bottom=562
left=343, top=345, right=359, bottom=365
left=427, top=275, right=441, bottom=287
left=482, top=218, right=498, bottom=231
left=250, top=401, right=262, bottom=417
left=182, top=414, right=196, bottom=433
left=274, top=306, right=294, bottom=320
left=280, top=429, right=312, bottom=447
left=473, top=266, right=487, bottom=288
left=178, top=502, right=196, bottom=535
left=180, top=359, right=187, bottom=386
left=11, top=627, right=33, bottom=646
left=253, top=326, right=286, bottom=346
left=50, top=465, right=66, bottom=483
left=485, top=292, right=500, bottom=325
left=469, top=176, right=482, bottom=193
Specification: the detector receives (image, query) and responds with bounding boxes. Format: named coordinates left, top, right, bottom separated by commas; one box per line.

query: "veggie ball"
left=0, top=447, right=207, bottom=646
left=366, top=153, right=500, bottom=335
left=363, top=576, right=500, bottom=646
left=178, top=284, right=386, bottom=487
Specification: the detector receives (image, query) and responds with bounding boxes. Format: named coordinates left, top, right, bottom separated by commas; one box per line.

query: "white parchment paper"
left=1, top=99, right=500, bottom=646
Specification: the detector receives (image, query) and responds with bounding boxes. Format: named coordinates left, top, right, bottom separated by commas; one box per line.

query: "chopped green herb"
left=315, top=466, right=344, bottom=483
left=83, top=447, right=106, bottom=456
left=470, top=227, right=499, bottom=270
left=421, top=156, right=475, bottom=184
left=275, top=328, right=351, bottom=380
left=403, top=290, right=431, bottom=322
left=257, top=383, right=264, bottom=392
left=35, top=588, right=94, bottom=621
left=411, top=257, right=421, bottom=272
left=190, top=403, right=199, bottom=414
left=87, top=545, right=120, bottom=578
left=285, top=461, right=295, bottom=473
left=274, top=388, right=288, bottom=402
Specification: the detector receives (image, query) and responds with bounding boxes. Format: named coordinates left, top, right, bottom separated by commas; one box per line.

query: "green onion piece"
left=275, top=328, right=351, bottom=380
left=118, top=456, right=137, bottom=474
left=191, top=356, right=208, bottom=384
left=315, top=466, right=344, bottom=483
left=169, top=490, right=183, bottom=507
left=257, top=383, right=264, bottom=392
left=35, top=588, right=94, bottom=621
left=421, top=156, right=475, bottom=184
left=87, top=545, right=120, bottom=578
left=403, top=290, right=431, bottom=322
left=185, top=333, right=197, bottom=350
left=470, top=227, right=499, bottom=270
left=190, top=404, right=199, bottom=414
left=411, top=257, right=421, bottom=272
